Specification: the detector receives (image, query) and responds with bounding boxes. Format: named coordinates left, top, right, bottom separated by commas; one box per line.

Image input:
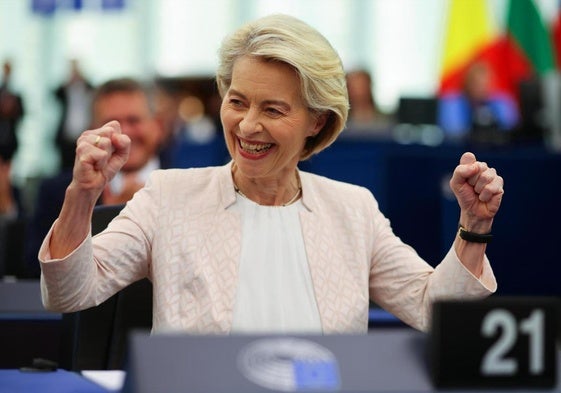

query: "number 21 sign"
left=430, top=297, right=559, bottom=389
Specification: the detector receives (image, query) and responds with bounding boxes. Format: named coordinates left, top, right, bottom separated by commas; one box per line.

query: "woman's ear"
left=308, top=112, right=328, bottom=137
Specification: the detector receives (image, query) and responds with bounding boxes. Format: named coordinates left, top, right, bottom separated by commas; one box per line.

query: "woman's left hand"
left=449, top=152, right=504, bottom=233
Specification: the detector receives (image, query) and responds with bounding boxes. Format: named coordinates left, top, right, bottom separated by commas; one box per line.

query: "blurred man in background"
left=25, top=77, right=163, bottom=277
left=0, top=60, right=26, bottom=277
left=438, top=61, right=519, bottom=143
left=0, top=60, right=24, bottom=164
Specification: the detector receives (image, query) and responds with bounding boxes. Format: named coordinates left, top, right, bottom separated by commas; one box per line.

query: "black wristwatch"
left=457, top=225, right=493, bottom=243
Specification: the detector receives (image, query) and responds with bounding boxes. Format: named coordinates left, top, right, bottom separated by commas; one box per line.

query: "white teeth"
left=240, top=140, right=273, bottom=154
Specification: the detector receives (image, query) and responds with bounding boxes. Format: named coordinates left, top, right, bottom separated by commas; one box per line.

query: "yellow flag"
left=440, top=0, right=496, bottom=78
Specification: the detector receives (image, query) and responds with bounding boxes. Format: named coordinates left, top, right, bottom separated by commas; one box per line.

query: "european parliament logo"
left=237, top=337, right=341, bottom=391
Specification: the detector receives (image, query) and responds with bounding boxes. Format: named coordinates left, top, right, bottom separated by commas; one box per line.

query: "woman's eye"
left=266, top=107, right=282, bottom=116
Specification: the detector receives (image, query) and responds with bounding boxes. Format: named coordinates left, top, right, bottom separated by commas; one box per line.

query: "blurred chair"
left=0, top=217, right=26, bottom=277
left=59, top=204, right=152, bottom=371
left=394, top=96, right=444, bottom=146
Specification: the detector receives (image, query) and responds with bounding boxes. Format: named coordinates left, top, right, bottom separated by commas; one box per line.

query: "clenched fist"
left=71, top=120, right=131, bottom=201
left=450, top=152, right=504, bottom=234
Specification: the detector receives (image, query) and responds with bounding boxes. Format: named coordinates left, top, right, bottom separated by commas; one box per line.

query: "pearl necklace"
left=233, top=177, right=302, bottom=207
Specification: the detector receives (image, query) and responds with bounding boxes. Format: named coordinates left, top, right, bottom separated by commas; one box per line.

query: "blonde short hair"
left=216, top=14, right=349, bottom=160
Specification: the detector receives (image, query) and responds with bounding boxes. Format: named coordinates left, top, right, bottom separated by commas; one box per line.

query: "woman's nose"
left=239, top=108, right=262, bottom=135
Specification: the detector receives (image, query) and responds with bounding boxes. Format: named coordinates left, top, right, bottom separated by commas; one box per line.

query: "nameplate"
left=430, top=297, right=559, bottom=389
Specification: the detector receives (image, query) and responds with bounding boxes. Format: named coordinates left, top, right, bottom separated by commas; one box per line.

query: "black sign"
left=430, top=297, right=559, bottom=389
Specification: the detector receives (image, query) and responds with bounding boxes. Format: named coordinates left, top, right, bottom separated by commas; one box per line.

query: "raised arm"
left=449, top=152, right=504, bottom=277
left=49, top=121, right=130, bottom=258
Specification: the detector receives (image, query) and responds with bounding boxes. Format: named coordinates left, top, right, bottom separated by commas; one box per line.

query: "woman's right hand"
left=71, top=120, right=131, bottom=202
left=48, top=121, right=130, bottom=259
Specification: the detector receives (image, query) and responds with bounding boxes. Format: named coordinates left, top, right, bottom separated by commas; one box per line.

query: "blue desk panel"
left=0, top=369, right=110, bottom=393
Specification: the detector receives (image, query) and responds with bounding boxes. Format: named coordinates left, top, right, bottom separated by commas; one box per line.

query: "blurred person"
left=438, top=61, right=519, bottom=141
left=154, top=81, right=227, bottom=170
left=161, top=94, right=228, bottom=169
left=54, top=59, right=94, bottom=170
left=92, top=78, right=162, bottom=204
left=0, top=61, right=23, bottom=217
left=179, top=95, right=217, bottom=144
left=25, top=77, right=162, bottom=277
left=39, top=15, right=502, bottom=334
left=0, top=156, right=26, bottom=277
left=152, top=83, right=181, bottom=169
left=0, top=60, right=24, bottom=163
left=0, top=158, right=19, bottom=219
left=0, top=60, right=26, bottom=276
left=345, top=68, right=394, bottom=133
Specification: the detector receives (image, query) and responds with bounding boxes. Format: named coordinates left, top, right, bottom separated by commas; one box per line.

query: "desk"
left=123, top=329, right=561, bottom=393
left=0, top=280, right=52, bottom=313
left=1, top=330, right=559, bottom=393
left=0, top=369, right=110, bottom=393
left=0, top=280, right=62, bottom=368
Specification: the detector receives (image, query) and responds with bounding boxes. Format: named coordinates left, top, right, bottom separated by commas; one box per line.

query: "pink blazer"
left=40, top=163, right=496, bottom=333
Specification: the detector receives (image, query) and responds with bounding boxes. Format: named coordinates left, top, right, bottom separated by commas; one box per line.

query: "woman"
left=345, top=68, right=394, bottom=132
left=40, top=14, right=502, bottom=334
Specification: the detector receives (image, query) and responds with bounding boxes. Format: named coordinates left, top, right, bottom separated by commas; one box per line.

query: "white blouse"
left=230, top=193, right=322, bottom=334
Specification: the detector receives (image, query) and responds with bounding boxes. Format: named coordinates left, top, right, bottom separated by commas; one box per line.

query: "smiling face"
left=220, top=56, right=325, bottom=185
